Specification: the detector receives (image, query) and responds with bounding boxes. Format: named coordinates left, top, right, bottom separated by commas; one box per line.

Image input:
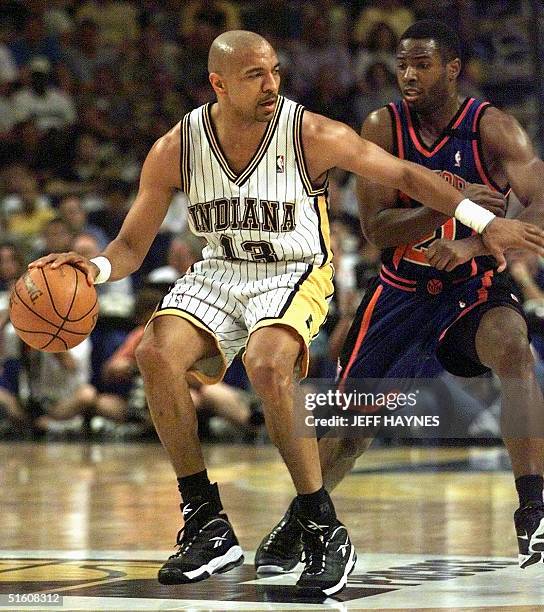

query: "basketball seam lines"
left=39, top=267, right=79, bottom=350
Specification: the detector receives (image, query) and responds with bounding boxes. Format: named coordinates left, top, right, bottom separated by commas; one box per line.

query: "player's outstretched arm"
left=355, top=109, right=506, bottom=248
left=482, top=107, right=544, bottom=227
left=302, top=112, right=544, bottom=267
left=29, top=124, right=182, bottom=285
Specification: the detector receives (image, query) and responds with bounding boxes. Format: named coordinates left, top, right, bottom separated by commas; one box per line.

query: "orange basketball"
left=9, top=264, right=99, bottom=352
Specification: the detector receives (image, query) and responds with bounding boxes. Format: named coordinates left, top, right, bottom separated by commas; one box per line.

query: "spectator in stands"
left=4, top=170, right=55, bottom=254
left=307, top=0, right=350, bottom=43
left=0, top=241, right=28, bottom=434
left=62, top=19, right=118, bottom=86
left=0, top=241, right=24, bottom=291
left=88, top=178, right=131, bottom=241
left=411, top=0, right=475, bottom=48
left=290, top=12, right=352, bottom=100
left=300, top=64, right=352, bottom=125
left=147, top=231, right=203, bottom=287
left=58, top=194, right=108, bottom=249
left=42, top=0, right=75, bottom=40
left=176, top=5, right=228, bottom=108
left=353, top=21, right=398, bottom=83
left=11, top=56, right=76, bottom=135
left=58, top=132, right=114, bottom=194
left=0, top=25, right=17, bottom=86
left=78, top=64, right=132, bottom=145
left=352, top=0, right=414, bottom=46
left=241, top=0, right=303, bottom=45
left=29, top=337, right=115, bottom=434
left=75, top=0, right=139, bottom=47
left=0, top=93, right=15, bottom=137
left=35, top=216, right=74, bottom=258
left=8, top=13, right=62, bottom=69
left=179, top=1, right=240, bottom=39
left=0, top=26, right=16, bottom=165
left=352, top=61, right=398, bottom=127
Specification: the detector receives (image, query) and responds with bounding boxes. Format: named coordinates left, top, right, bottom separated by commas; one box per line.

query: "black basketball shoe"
left=296, top=516, right=356, bottom=596
left=255, top=499, right=303, bottom=574
left=515, top=501, right=544, bottom=568
left=158, top=495, right=244, bottom=584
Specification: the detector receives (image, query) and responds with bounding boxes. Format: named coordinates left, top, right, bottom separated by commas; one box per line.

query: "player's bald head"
left=208, top=30, right=273, bottom=75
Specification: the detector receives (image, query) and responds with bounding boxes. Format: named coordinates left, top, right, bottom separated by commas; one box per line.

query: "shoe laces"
left=169, top=519, right=200, bottom=559
left=301, top=527, right=327, bottom=576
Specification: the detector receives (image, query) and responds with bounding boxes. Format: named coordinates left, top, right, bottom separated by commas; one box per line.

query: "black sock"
left=297, top=487, right=336, bottom=521
left=177, top=470, right=212, bottom=501
left=515, top=475, right=544, bottom=506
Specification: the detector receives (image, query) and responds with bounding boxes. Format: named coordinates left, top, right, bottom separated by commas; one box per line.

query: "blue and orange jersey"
left=381, top=97, right=510, bottom=283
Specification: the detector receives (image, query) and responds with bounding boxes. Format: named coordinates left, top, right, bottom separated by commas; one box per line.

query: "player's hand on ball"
left=462, top=183, right=506, bottom=217
left=28, top=252, right=98, bottom=286
left=482, top=218, right=544, bottom=273
left=425, top=238, right=480, bottom=272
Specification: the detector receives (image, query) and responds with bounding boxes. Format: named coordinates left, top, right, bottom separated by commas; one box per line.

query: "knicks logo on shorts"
left=276, top=155, right=285, bottom=173
left=427, top=279, right=443, bottom=295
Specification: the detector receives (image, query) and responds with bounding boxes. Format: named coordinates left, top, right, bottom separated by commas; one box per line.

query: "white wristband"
left=90, top=256, right=111, bottom=284
left=454, top=198, right=496, bottom=234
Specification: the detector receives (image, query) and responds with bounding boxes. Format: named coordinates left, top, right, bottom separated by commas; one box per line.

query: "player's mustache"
left=259, top=95, right=278, bottom=104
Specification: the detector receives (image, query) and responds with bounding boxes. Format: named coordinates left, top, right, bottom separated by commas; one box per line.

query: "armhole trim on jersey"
left=472, top=102, right=511, bottom=195
left=387, top=103, right=403, bottom=159
left=293, top=105, right=329, bottom=197
left=313, top=193, right=332, bottom=266
left=180, top=112, right=191, bottom=193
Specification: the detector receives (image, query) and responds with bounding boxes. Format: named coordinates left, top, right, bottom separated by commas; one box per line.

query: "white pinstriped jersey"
left=179, top=96, right=332, bottom=267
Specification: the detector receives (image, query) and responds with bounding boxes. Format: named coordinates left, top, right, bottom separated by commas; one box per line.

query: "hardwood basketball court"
left=1, top=441, right=543, bottom=610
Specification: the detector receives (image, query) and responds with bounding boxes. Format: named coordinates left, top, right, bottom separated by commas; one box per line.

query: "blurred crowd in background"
left=0, top=0, right=543, bottom=443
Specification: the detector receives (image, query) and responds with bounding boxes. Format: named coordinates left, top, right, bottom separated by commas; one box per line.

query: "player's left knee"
left=245, top=355, right=294, bottom=402
left=484, top=332, right=534, bottom=377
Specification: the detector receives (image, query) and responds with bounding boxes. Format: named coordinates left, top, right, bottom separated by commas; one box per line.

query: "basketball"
left=9, top=264, right=99, bottom=352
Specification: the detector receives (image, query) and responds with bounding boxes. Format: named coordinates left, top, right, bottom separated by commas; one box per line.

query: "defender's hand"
left=462, top=183, right=506, bottom=217
left=28, top=252, right=98, bottom=286
left=426, top=238, right=481, bottom=272
left=482, top=218, right=544, bottom=273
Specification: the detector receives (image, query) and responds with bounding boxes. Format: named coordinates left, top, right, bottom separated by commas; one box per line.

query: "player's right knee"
left=135, top=337, right=191, bottom=376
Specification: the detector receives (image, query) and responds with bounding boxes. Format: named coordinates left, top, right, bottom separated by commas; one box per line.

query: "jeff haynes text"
left=305, top=414, right=440, bottom=428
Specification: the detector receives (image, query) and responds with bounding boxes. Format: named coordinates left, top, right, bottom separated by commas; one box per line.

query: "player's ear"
left=209, top=72, right=226, bottom=96
left=447, top=58, right=461, bottom=81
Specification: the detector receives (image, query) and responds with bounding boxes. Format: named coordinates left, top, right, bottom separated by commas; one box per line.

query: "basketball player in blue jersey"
left=30, top=30, right=544, bottom=594
left=256, top=21, right=544, bottom=574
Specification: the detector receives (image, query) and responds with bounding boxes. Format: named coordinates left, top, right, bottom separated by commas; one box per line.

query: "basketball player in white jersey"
left=30, top=31, right=544, bottom=596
